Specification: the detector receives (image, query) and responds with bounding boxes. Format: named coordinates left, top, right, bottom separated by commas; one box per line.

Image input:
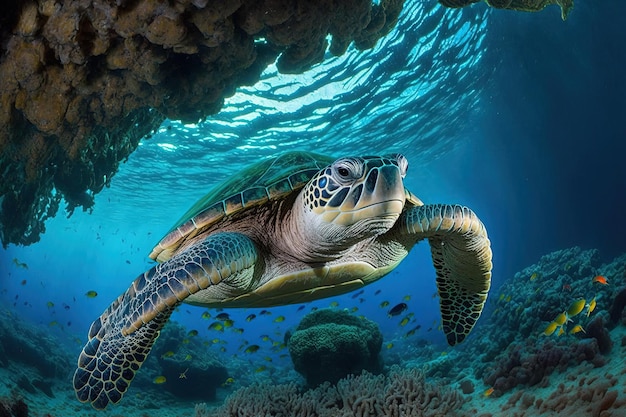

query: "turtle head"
left=298, top=154, right=408, bottom=250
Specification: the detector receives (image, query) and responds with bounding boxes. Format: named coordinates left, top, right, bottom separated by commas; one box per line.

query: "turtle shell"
left=149, top=151, right=335, bottom=262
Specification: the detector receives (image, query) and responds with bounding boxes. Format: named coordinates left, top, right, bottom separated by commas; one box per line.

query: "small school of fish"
left=542, top=274, right=607, bottom=337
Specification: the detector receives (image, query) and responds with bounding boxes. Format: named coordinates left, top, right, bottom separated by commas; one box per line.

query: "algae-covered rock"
left=288, top=309, right=383, bottom=386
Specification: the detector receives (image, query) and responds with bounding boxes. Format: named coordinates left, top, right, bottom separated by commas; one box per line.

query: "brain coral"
left=288, top=308, right=383, bottom=386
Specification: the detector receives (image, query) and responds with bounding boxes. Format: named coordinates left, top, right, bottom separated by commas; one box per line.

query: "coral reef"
left=608, top=286, right=626, bottom=326
left=202, top=366, right=464, bottom=417
left=446, top=247, right=626, bottom=403
left=469, top=247, right=618, bottom=370
left=147, top=320, right=229, bottom=401
left=483, top=338, right=603, bottom=395
left=0, top=0, right=405, bottom=248
left=0, top=310, right=71, bottom=381
left=288, top=308, right=383, bottom=386
left=585, top=315, right=613, bottom=355
left=0, top=397, right=28, bottom=417
left=157, top=353, right=228, bottom=401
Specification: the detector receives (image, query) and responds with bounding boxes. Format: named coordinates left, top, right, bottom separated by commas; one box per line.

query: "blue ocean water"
left=1, top=1, right=625, bottom=416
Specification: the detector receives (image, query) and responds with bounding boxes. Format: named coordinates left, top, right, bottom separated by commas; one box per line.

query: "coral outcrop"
left=0, top=311, right=71, bottom=380
left=0, top=397, right=28, bottom=417
left=148, top=321, right=229, bottom=401
left=288, top=308, right=383, bottom=386
left=0, top=0, right=405, bottom=248
left=483, top=338, right=603, bottom=395
left=157, top=353, right=228, bottom=401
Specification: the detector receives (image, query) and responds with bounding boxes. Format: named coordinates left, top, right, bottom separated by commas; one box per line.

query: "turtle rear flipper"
left=401, top=204, right=492, bottom=345
left=74, top=232, right=259, bottom=409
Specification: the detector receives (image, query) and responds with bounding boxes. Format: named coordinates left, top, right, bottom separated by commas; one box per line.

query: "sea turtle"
left=73, top=151, right=493, bottom=409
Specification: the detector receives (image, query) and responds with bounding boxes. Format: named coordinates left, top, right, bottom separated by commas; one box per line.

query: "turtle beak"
left=323, top=161, right=406, bottom=226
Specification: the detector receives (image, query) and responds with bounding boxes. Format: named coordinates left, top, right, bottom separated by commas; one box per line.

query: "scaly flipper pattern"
left=73, top=232, right=257, bottom=409
left=401, top=204, right=492, bottom=345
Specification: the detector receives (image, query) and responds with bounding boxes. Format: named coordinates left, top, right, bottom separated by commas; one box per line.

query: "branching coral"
left=0, top=0, right=406, bottom=248
left=204, top=366, right=464, bottom=417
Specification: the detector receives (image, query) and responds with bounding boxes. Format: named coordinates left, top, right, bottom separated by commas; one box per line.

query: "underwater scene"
left=0, top=0, right=625, bottom=416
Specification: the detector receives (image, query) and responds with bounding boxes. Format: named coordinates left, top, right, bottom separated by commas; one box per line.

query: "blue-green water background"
left=1, top=0, right=625, bottom=410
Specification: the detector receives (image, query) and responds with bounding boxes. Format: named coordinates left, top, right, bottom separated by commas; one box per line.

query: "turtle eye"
left=396, top=154, right=408, bottom=177
left=332, top=157, right=363, bottom=183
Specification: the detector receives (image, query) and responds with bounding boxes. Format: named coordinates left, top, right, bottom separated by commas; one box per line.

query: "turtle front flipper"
left=73, top=232, right=258, bottom=409
left=401, top=204, right=492, bottom=346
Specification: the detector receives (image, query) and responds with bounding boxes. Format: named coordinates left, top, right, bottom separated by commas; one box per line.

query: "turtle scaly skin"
left=73, top=153, right=493, bottom=409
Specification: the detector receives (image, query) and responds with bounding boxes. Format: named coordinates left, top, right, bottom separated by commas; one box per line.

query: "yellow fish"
left=380, top=301, right=390, bottom=308
left=208, top=322, right=224, bottom=332
left=399, top=316, right=410, bottom=327
left=244, top=345, right=260, bottom=354
left=403, top=295, right=411, bottom=301
left=484, top=387, right=495, bottom=397
left=273, top=316, right=285, bottom=323
left=557, top=326, right=565, bottom=336
left=543, top=322, right=558, bottom=336
left=187, top=329, right=198, bottom=337
left=504, top=295, right=512, bottom=302
left=386, top=342, right=393, bottom=349
left=222, top=377, right=235, bottom=386
left=223, top=319, right=234, bottom=328
left=586, top=297, right=597, bottom=317
left=569, top=324, right=585, bottom=334
left=184, top=354, right=192, bottom=361
left=46, top=301, right=54, bottom=308
left=201, top=311, right=211, bottom=320
left=85, top=290, right=98, bottom=298
left=553, top=312, right=568, bottom=326
left=161, top=351, right=175, bottom=358
left=255, top=366, right=267, bottom=373
left=498, top=293, right=505, bottom=301
left=530, top=272, right=538, bottom=281
left=567, top=299, right=586, bottom=318
left=153, top=376, right=166, bottom=384
left=329, top=301, right=339, bottom=308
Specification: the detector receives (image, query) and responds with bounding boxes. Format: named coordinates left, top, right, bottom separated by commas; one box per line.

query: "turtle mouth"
left=321, top=199, right=404, bottom=226
left=343, top=199, right=405, bottom=214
